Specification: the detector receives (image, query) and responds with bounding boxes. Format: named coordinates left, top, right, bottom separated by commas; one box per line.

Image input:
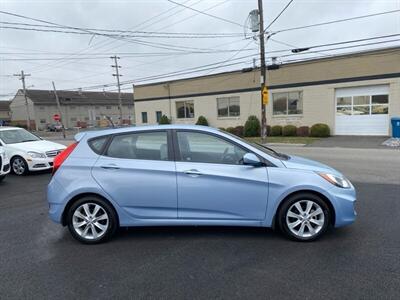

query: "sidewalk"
left=306, top=136, right=395, bottom=149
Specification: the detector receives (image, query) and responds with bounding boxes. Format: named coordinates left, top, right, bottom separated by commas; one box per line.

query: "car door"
left=92, top=130, right=177, bottom=219
left=174, top=130, right=269, bottom=220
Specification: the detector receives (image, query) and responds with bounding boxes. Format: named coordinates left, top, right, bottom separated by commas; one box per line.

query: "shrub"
left=310, top=123, right=330, bottom=137
left=244, top=115, right=261, bottom=137
left=270, top=125, right=282, bottom=136
left=226, top=127, right=236, bottom=134
left=218, top=127, right=226, bottom=131
left=159, top=115, right=171, bottom=125
left=233, top=126, right=244, bottom=137
left=296, top=126, right=310, bottom=137
left=195, top=116, right=208, bottom=126
left=282, top=125, right=297, bottom=136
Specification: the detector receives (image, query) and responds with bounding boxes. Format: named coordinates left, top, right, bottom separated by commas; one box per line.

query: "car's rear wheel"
left=67, top=196, right=118, bottom=244
left=278, top=193, right=331, bottom=242
left=11, top=156, right=28, bottom=176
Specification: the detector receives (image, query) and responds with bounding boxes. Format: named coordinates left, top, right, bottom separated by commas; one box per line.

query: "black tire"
left=0, top=175, right=5, bottom=182
left=11, top=156, right=29, bottom=176
left=66, top=196, right=118, bottom=244
left=277, top=193, right=331, bottom=242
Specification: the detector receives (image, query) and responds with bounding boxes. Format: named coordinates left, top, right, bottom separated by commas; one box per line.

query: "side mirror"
left=243, top=153, right=263, bottom=167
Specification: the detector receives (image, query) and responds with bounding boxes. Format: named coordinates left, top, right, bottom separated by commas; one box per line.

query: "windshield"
left=0, top=129, right=41, bottom=144
left=219, top=130, right=289, bottom=160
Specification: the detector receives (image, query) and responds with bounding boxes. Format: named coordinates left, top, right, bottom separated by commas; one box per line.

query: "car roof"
left=0, top=126, right=24, bottom=131
left=75, top=124, right=220, bottom=140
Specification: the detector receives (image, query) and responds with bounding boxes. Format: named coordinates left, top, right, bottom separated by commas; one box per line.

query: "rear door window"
left=106, top=131, right=169, bottom=161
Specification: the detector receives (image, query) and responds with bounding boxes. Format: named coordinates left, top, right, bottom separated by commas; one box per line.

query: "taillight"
left=52, top=142, right=78, bottom=175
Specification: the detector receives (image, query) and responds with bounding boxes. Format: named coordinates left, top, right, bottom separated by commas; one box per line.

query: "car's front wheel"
left=67, top=196, right=118, bottom=244
left=11, top=156, right=28, bottom=176
left=278, top=193, right=331, bottom=241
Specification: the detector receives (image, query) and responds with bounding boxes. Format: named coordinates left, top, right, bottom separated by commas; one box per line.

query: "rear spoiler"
left=74, top=132, right=87, bottom=142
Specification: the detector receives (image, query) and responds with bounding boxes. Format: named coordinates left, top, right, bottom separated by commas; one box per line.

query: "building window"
left=106, top=106, right=112, bottom=110
left=272, top=92, right=303, bottom=116
left=336, top=94, right=388, bottom=116
left=40, top=119, right=46, bottom=124
left=84, top=117, right=89, bottom=121
left=141, top=112, right=148, bottom=123
left=39, top=106, right=45, bottom=111
left=70, top=117, right=77, bottom=122
left=95, top=116, right=100, bottom=121
left=70, top=106, right=76, bottom=110
left=176, top=101, right=194, bottom=119
left=95, top=106, right=100, bottom=109
left=156, top=111, right=162, bottom=123
left=217, top=96, right=240, bottom=117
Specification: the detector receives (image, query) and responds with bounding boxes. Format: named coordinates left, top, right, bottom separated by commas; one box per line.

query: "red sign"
left=53, top=114, right=61, bottom=121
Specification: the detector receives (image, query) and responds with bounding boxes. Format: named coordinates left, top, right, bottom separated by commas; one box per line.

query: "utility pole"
left=111, top=56, right=123, bottom=125
left=52, top=81, right=66, bottom=139
left=258, top=0, right=268, bottom=141
left=14, top=70, right=31, bottom=130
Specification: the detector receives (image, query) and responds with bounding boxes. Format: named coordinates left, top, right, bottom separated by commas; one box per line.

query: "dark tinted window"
left=141, top=112, right=148, bottom=123
left=156, top=111, right=162, bottom=123
left=88, top=136, right=108, bottom=154
left=177, top=131, right=247, bottom=165
left=106, top=131, right=168, bottom=161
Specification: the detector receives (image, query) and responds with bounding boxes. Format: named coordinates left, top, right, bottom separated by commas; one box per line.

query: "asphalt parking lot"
left=0, top=147, right=399, bottom=299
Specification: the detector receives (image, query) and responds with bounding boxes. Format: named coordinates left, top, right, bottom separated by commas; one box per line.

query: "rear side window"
left=106, top=131, right=169, bottom=161
left=88, top=136, right=108, bottom=154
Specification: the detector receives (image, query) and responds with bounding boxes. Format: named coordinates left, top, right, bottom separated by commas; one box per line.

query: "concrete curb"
left=264, top=143, right=306, bottom=147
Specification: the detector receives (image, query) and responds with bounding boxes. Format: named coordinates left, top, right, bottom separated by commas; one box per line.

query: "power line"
left=0, top=48, right=258, bottom=61
left=0, top=20, right=243, bottom=36
left=166, top=0, right=246, bottom=28
left=272, top=9, right=400, bottom=34
left=265, top=0, right=294, bottom=32
left=279, top=39, right=400, bottom=58
left=0, top=24, right=243, bottom=38
left=16, top=0, right=195, bottom=73
left=64, top=53, right=259, bottom=91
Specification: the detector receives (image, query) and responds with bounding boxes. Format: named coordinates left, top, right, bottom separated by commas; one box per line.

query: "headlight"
left=27, top=151, right=46, bottom=158
left=318, top=172, right=351, bottom=188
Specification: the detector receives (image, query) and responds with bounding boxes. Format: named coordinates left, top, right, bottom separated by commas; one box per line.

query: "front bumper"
left=329, top=185, right=357, bottom=228
left=0, top=163, right=10, bottom=176
left=27, top=157, right=55, bottom=171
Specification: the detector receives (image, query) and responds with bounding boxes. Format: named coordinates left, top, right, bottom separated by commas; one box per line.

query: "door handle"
left=100, top=164, right=120, bottom=170
left=183, top=169, right=202, bottom=176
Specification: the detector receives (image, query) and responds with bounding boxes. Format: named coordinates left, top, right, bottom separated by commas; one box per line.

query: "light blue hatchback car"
left=47, top=125, right=356, bottom=244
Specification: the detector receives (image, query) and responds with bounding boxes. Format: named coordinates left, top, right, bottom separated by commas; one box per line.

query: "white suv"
left=0, top=127, right=66, bottom=175
left=0, top=147, right=10, bottom=182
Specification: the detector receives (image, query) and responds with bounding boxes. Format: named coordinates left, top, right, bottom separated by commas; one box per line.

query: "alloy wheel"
left=286, top=200, right=325, bottom=238
left=72, top=203, right=109, bottom=240
left=12, top=158, right=26, bottom=175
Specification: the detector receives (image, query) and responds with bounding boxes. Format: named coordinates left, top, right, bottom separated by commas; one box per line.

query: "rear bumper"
left=47, top=178, right=67, bottom=223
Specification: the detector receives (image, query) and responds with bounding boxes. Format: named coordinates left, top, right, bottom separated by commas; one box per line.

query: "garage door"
left=335, top=85, right=389, bottom=136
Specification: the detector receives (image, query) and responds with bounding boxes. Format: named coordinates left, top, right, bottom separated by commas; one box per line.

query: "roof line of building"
left=134, top=72, right=400, bottom=102
left=135, top=46, right=400, bottom=88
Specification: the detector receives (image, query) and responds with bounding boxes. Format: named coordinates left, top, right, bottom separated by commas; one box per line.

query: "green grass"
left=244, top=136, right=321, bottom=145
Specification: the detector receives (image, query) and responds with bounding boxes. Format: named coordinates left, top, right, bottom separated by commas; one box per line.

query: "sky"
left=0, top=0, right=399, bottom=100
